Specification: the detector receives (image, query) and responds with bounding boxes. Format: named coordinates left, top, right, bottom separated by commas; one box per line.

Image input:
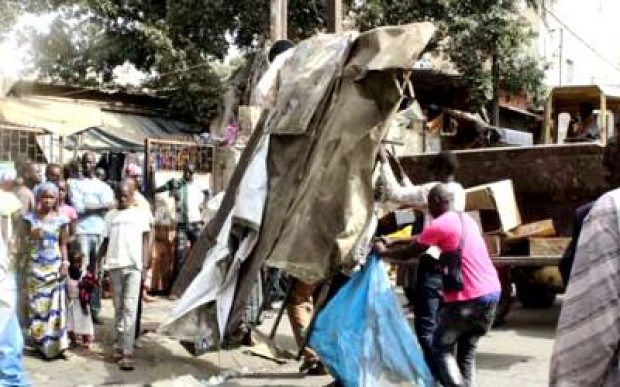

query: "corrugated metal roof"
left=0, top=96, right=191, bottom=150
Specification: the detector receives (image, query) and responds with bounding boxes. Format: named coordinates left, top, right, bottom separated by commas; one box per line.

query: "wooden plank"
left=384, top=255, right=561, bottom=267
left=505, top=219, right=556, bottom=241
left=492, top=256, right=561, bottom=267
left=529, top=237, right=570, bottom=256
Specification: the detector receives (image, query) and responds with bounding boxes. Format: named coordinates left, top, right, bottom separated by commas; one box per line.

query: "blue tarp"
left=308, top=255, right=434, bottom=386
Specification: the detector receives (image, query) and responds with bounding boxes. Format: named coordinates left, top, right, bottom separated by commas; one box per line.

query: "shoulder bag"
left=439, top=212, right=466, bottom=292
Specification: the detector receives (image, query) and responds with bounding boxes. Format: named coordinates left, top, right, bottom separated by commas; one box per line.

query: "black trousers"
left=432, top=298, right=497, bottom=387
left=171, top=222, right=203, bottom=286
left=413, top=255, right=443, bottom=378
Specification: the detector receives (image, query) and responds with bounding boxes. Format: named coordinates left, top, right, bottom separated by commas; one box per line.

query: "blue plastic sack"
left=308, top=255, right=434, bottom=387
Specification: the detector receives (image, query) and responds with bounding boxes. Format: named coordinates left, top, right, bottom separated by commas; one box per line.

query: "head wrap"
left=35, top=181, right=59, bottom=201
left=0, top=168, right=16, bottom=183
left=125, top=163, right=142, bottom=177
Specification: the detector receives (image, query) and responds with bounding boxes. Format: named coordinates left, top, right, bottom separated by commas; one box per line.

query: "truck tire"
left=516, top=282, right=556, bottom=309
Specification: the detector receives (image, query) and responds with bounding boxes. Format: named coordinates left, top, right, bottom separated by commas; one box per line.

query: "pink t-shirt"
left=59, top=204, right=78, bottom=223
left=417, top=211, right=501, bottom=303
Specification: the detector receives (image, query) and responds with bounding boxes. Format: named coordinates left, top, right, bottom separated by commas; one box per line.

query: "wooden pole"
left=270, top=0, right=288, bottom=40
left=491, top=50, right=500, bottom=127
left=325, top=0, right=343, bottom=33
left=543, top=90, right=553, bottom=144
left=600, top=92, right=607, bottom=146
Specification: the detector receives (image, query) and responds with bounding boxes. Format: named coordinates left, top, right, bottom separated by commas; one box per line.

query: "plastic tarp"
left=254, top=23, right=437, bottom=283
left=0, top=96, right=189, bottom=151
left=66, top=111, right=189, bottom=150
left=308, top=255, right=434, bottom=387
left=159, top=132, right=270, bottom=350
left=0, top=96, right=102, bottom=136
left=223, top=23, right=437, bottom=337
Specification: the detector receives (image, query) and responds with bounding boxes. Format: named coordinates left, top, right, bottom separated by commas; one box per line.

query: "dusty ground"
left=23, top=294, right=559, bottom=386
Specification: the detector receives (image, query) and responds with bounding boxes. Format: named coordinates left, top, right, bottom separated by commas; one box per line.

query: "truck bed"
left=400, top=143, right=609, bottom=236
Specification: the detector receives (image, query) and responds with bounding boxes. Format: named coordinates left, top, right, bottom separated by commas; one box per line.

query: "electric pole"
left=270, top=0, right=288, bottom=40
left=326, top=0, right=343, bottom=33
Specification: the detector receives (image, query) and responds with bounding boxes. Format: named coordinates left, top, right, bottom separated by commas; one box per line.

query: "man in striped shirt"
left=550, top=138, right=620, bottom=386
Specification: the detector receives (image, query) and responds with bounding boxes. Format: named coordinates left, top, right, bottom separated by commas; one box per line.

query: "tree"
left=353, top=0, right=546, bottom=124
left=6, top=0, right=330, bottom=126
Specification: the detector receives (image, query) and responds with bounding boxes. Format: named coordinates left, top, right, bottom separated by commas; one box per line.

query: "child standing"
left=98, top=181, right=150, bottom=371
left=66, top=251, right=95, bottom=349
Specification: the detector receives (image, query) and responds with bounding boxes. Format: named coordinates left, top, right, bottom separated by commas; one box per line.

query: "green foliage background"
left=1, top=1, right=545, bottom=124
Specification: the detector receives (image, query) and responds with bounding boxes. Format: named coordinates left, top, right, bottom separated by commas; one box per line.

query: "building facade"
left=537, top=0, right=620, bottom=86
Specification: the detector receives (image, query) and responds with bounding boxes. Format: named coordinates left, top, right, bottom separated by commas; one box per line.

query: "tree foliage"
left=6, top=0, right=328, bottom=126
left=3, top=0, right=546, bottom=124
left=353, top=0, right=546, bottom=112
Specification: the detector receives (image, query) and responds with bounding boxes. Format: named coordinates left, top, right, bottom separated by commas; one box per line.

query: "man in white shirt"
left=98, top=181, right=150, bottom=371
left=153, top=162, right=204, bottom=289
left=69, top=152, right=115, bottom=324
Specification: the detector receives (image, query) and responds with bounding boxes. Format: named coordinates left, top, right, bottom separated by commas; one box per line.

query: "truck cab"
left=543, top=85, right=620, bottom=145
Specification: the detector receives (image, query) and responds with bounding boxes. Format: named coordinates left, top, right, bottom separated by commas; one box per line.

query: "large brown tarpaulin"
left=225, top=23, right=436, bottom=338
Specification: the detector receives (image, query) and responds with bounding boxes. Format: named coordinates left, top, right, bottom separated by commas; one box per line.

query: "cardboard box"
left=505, top=219, right=556, bottom=241
left=528, top=237, right=570, bottom=256
left=465, top=180, right=522, bottom=233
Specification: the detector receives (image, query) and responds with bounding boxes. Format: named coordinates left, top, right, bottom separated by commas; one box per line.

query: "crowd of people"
left=0, top=139, right=619, bottom=386
left=0, top=152, right=207, bottom=381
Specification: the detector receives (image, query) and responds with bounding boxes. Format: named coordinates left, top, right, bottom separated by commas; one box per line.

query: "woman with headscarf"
left=23, top=182, right=70, bottom=359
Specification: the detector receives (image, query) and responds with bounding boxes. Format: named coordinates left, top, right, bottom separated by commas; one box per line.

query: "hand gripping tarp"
left=308, top=255, right=434, bottom=387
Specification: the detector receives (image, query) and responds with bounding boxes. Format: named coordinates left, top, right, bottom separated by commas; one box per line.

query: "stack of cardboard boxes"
left=465, top=180, right=570, bottom=264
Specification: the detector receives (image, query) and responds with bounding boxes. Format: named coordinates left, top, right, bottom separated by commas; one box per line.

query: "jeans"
left=413, top=256, right=443, bottom=377
left=432, top=298, right=497, bottom=387
left=109, top=267, right=141, bottom=356
left=77, top=234, right=104, bottom=320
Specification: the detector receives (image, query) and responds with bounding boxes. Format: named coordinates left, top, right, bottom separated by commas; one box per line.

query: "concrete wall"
left=400, top=143, right=610, bottom=235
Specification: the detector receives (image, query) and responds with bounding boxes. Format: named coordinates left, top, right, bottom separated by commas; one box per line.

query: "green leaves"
left=354, top=0, right=545, bottom=111
left=4, top=0, right=545, bottom=124
left=5, top=0, right=331, bottom=124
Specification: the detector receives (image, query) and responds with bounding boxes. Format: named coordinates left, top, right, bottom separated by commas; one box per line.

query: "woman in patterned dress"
left=23, top=182, right=70, bottom=359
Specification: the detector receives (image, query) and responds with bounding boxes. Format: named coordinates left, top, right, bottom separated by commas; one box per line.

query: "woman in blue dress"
left=24, top=182, right=70, bottom=359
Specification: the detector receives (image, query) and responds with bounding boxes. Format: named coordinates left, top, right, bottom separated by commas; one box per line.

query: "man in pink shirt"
left=375, top=184, right=500, bottom=387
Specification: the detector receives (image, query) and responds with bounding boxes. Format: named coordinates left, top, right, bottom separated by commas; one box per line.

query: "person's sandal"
left=119, top=355, right=135, bottom=371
